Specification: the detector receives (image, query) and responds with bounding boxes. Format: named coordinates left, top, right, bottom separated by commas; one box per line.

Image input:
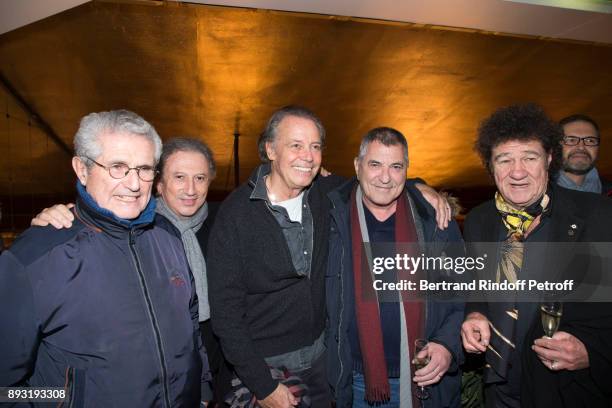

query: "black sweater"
left=207, top=165, right=343, bottom=399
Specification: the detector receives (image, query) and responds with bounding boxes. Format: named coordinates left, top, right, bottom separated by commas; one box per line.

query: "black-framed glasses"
left=86, top=157, right=158, bottom=182
left=562, top=136, right=600, bottom=146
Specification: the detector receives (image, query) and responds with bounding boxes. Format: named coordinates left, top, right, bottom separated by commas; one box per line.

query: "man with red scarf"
left=326, top=127, right=464, bottom=408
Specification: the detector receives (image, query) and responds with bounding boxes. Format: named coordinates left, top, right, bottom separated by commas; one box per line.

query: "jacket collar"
left=248, top=164, right=270, bottom=200
left=248, top=163, right=314, bottom=202
left=556, top=167, right=602, bottom=194
left=75, top=181, right=156, bottom=238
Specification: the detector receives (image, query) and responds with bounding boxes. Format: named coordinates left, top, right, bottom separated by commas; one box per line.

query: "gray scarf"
left=557, top=167, right=602, bottom=194
left=156, top=197, right=210, bottom=322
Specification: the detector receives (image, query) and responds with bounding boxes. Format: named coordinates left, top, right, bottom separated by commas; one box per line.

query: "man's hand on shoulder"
left=31, top=203, right=75, bottom=229
left=319, top=167, right=331, bottom=177
left=414, top=183, right=452, bottom=230
left=259, top=383, right=298, bottom=408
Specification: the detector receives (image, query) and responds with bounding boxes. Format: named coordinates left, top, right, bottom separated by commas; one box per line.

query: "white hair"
left=74, top=109, right=162, bottom=167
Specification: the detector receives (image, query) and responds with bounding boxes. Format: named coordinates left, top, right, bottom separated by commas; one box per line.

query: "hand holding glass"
left=541, top=301, right=563, bottom=338
left=412, top=339, right=431, bottom=400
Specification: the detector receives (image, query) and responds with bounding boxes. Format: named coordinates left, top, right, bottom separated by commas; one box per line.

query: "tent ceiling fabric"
left=0, top=0, right=611, bottom=198
left=3, top=0, right=612, bottom=42
left=199, top=0, right=612, bottom=43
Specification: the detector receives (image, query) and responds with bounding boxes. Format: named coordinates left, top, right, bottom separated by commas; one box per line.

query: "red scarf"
left=350, top=186, right=425, bottom=404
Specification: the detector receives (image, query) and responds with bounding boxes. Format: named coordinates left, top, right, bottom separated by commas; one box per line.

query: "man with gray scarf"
left=155, top=137, right=215, bottom=324
left=154, top=137, right=232, bottom=403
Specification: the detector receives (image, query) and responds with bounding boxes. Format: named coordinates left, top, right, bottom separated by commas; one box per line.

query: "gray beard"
left=563, top=162, right=594, bottom=176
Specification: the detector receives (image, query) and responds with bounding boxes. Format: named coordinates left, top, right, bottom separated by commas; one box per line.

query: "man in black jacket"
left=207, top=106, right=343, bottom=408
left=461, top=103, right=612, bottom=407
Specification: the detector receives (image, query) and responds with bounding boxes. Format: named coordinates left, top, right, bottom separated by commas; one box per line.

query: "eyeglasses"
left=562, top=136, right=600, bottom=146
left=86, top=157, right=158, bottom=182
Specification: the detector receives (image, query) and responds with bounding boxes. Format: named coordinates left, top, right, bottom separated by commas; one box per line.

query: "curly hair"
left=475, top=103, right=562, bottom=177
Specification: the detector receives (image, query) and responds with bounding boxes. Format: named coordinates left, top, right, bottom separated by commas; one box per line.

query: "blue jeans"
left=352, top=372, right=400, bottom=408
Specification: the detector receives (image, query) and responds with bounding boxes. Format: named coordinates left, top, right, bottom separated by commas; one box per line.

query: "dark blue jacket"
left=0, top=187, right=210, bottom=407
left=325, top=178, right=464, bottom=408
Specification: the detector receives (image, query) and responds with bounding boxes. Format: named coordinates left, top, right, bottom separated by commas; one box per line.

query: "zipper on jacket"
left=129, top=230, right=172, bottom=408
left=60, top=366, right=75, bottom=408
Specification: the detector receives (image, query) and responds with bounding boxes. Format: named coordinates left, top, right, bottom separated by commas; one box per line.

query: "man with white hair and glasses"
left=0, top=110, right=211, bottom=407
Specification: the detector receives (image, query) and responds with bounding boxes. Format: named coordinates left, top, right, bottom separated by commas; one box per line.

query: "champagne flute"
left=540, top=301, right=563, bottom=338
left=412, top=339, right=431, bottom=400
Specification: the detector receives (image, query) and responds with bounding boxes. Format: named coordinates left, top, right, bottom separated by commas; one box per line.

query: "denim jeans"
left=352, top=372, right=400, bottom=408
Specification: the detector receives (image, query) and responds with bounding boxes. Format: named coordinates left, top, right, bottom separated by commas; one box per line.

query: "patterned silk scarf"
left=486, top=191, right=550, bottom=381
left=494, top=191, right=550, bottom=282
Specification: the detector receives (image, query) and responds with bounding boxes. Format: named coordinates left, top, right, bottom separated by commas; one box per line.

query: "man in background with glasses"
left=557, top=114, right=612, bottom=196
left=0, top=110, right=211, bottom=407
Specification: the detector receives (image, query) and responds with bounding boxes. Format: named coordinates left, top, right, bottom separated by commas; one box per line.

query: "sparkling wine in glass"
left=541, top=301, right=563, bottom=338
left=412, top=339, right=431, bottom=400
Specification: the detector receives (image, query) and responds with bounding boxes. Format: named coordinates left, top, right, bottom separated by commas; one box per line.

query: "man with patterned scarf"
left=461, top=103, right=612, bottom=407
left=326, top=127, right=464, bottom=408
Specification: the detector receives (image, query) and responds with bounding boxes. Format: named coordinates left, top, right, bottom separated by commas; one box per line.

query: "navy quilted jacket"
left=0, top=186, right=210, bottom=407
